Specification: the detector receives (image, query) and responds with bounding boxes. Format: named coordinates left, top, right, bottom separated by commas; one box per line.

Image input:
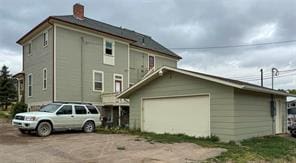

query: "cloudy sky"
left=1, top=0, right=296, bottom=91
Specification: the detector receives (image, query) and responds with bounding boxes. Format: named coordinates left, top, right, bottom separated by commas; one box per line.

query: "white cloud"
left=0, top=49, right=22, bottom=74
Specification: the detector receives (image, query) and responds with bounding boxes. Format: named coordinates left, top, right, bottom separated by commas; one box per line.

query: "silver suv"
left=12, top=102, right=102, bottom=137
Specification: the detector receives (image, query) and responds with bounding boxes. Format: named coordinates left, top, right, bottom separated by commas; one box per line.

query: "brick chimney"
left=73, top=3, right=84, bottom=19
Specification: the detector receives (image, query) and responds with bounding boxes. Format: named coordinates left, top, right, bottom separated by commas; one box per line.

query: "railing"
left=101, top=92, right=129, bottom=106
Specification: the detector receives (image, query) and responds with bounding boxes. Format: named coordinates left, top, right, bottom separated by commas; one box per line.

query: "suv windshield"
left=40, top=104, right=62, bottom=113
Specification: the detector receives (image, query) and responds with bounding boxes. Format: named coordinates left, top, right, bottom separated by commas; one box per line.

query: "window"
left=56, top=105, right=72, bottom=115
left=28, top=74, right=32, bottom=97
left=114, top=74, right=123, bottom=93
left=148, top=55, right=155, bottom=70
left=86, top=105, right=99, bottom=114
left=40, top=104, right=61, bottom=113
left=104, top=40, right=113, bottom=56
left=93, top=71, right=103, bottom=91
left=43, top=31, right=48, bottom=47
left=28, top=43, right=32, bottom=55
left=74, top=106, right=87, bottom=114
left=42, top=68, right=47, bottom=90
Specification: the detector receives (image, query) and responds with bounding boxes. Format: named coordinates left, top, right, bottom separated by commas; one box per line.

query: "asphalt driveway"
left=0, top=119, right=225, bottom=163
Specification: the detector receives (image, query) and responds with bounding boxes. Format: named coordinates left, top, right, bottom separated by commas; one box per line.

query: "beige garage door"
left=142, top=95, right=210, bottom=137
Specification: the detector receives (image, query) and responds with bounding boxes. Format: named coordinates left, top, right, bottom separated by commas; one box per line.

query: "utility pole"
left=271, top=67, right=279, bottom=90
left=260, top=69, right=263, bottom=87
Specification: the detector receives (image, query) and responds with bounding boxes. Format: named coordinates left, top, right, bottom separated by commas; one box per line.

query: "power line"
left=169, top=39, right=296, bottom=50
left=228, top=68, right=296, bottom=81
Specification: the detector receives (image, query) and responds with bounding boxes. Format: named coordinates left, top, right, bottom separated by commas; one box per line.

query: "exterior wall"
left=55, top=26, right=129, bottom=104
left=233, top=89, right=287, bottom=140
left=129, top=71, right=236, bottom=141
left=129, top=49, right=177, bottom=84
left=23, top=27, right=53, bottom=107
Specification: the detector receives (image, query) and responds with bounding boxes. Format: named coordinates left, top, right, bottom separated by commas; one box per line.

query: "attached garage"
left=118, top=66, right=293, bottom=142
left=142, top=95, right=210, bottom=137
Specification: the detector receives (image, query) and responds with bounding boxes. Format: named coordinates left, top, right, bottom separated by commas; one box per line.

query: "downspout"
left=48, top=21, right=55, bottom=103
left=81, top=37, right=84, bottom=102
left=271, top=94, right=275, bottom=134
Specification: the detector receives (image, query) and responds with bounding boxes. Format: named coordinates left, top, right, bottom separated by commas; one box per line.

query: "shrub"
left=10, top=102, right=27, bottom=118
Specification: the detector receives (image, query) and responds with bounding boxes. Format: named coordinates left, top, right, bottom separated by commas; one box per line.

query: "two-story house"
left=15, top=3, right=181, bottom=127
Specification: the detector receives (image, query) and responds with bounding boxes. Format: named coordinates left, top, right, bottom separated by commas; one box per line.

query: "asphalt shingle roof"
left=52, top=15, right=181, bottom=59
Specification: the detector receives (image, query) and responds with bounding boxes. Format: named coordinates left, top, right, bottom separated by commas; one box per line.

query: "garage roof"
left=118, top=66, right=295, bottom=98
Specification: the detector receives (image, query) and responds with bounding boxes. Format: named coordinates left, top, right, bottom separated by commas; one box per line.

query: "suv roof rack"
left=53, top=101, right=93, bottom=105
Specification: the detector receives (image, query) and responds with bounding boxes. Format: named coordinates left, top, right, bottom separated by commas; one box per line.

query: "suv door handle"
left=71, top=115, right=74, bottom=117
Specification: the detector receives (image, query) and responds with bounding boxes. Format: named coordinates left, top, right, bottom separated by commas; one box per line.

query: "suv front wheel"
left=83, top=121, right=95, bottom=133
left=37, top=121, right=52, bottom=137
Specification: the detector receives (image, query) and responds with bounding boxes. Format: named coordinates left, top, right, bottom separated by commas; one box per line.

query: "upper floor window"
left=42, top=68, right=47, bottom=90
left=28, top=43, right=32, bottom=55
left=28, top=74, right=32, bottom=97
left=148, top=55, right=155, bottom=70
left=104, top=40, right=114, bottom=56
left=43, top=31, right=48, bottom=47
left=93, top=70, right=104, bottom=92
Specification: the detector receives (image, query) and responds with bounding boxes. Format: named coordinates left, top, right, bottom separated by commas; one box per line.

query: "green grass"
left=96, top=127, right=296, bottom=162
left=0, top=110, right=10, bottom=119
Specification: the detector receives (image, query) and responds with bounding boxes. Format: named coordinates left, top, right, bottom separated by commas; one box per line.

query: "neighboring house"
left=15, top=4, right=181, bottom=127
left=118, top=66, right=294, bottom=141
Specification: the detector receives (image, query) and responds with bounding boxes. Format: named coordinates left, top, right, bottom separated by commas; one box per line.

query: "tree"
left=288, top=89, right=296, bottom=95
left=0, top=65, right=17, bottom=110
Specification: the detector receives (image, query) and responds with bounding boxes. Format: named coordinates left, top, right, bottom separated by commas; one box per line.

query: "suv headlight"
left=25, top=116, right=37, bottom=121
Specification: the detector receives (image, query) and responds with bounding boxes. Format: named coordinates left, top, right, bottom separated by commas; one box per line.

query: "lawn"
left=96, top=128, right=296, bottom=162
left=0, top=110, right=10, bottom=119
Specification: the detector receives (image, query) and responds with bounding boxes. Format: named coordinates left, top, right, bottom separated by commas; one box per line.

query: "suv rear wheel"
left=291, top=129, right=296, bottom=137
left=37, top=122, right=52, bottom=137
left=83, top=121, right=95, bottom=133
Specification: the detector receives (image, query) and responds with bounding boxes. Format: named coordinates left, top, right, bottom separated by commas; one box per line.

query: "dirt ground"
left=0, top=119, right=226, bottom=163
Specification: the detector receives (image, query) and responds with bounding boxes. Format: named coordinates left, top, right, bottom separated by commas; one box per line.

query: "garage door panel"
left=143, top=95, right=210, bottom=137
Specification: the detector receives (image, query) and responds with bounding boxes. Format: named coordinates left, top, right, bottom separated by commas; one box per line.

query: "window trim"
left=93, top=70, right=104, bottom=92
left=113, top=73, right=123, bottom=93
left=43, top=31, right=48, bottom=47
left=148, top=55, right=156, bottom=70
left=42, top=68, right=47, bottom=90
left=104, top=38, right=115, bottom=56
left=28, top=73, right=32, bottom=97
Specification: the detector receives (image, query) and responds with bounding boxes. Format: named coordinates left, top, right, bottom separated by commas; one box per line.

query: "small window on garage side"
left=104, top=40, right=114, bottom=56
left=75, top=106, right=87, bottom=114
left=57, top=105, right=72, bottom=115
left=86, top=105, right=99, bottom=114
left=43, top=31, right=48, bottom=47
left=28, top=42, right=32, bottom=56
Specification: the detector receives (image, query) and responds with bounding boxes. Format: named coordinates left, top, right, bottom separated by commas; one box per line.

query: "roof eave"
left=242, top=85, right=296, bottom=97
left=16, top=16, right=52, bottom=45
